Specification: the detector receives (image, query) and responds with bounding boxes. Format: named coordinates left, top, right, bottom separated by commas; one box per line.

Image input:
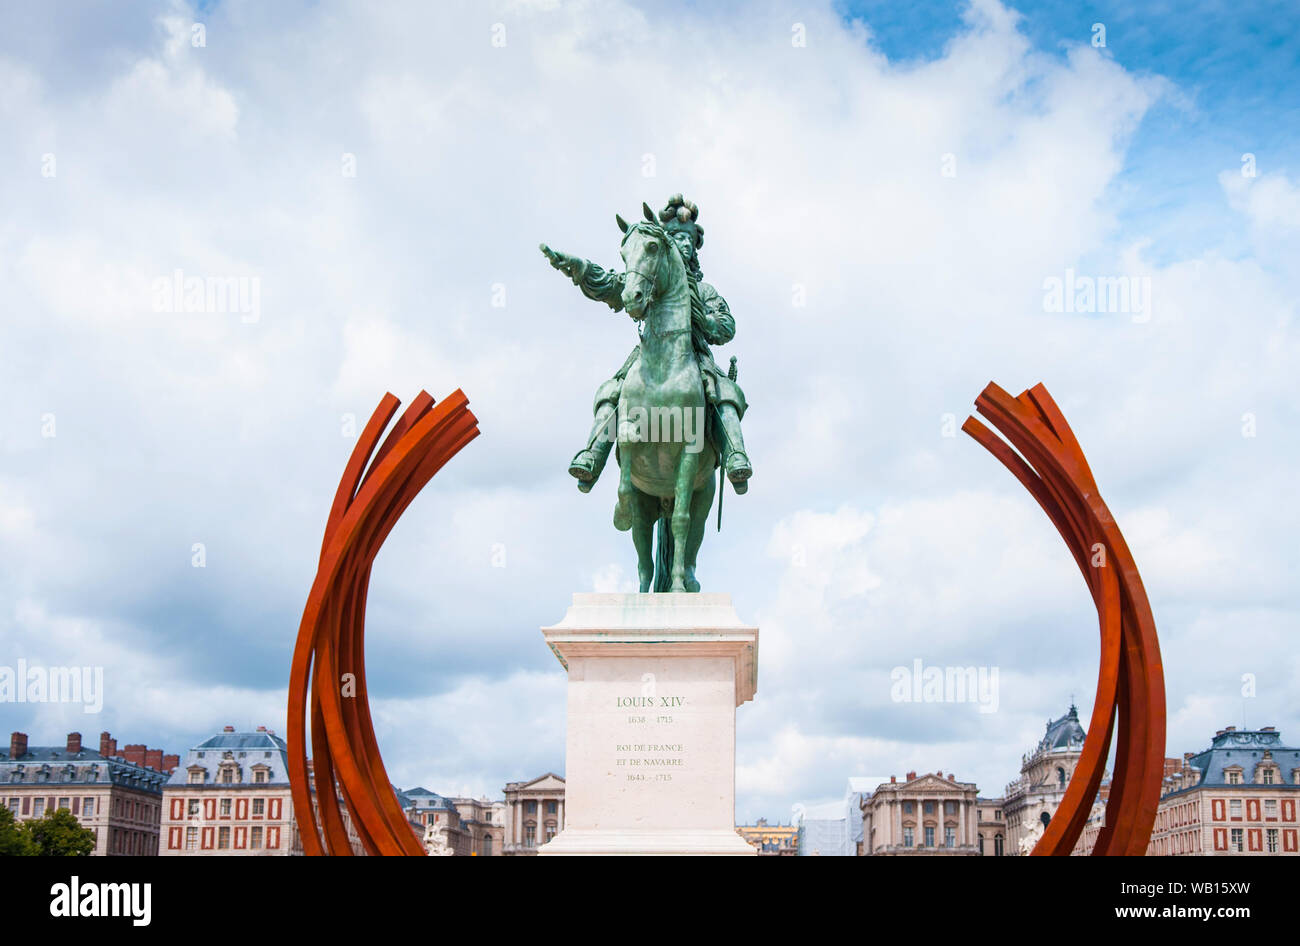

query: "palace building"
left=859, top=771, right=982, bottom=855
left=737, top=818, right=798, bottom=855
left=975, top=796, right=1007, bottom=856
left=1147, top=726, right=1298, bottom=856
left=159, top=725, right=362, bottom=856
left=2, top=731, right=177, bottom=856
left=1003, top=703, right=1086, bottom=854
left=502, top=773, right=565, bottom=853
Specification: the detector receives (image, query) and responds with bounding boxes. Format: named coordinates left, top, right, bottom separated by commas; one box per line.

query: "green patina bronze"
left=540, top=194, right=751, bottom=593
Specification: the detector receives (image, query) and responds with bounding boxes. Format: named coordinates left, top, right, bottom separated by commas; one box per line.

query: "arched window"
left=483, top=834, right=492, bottom=856
left=1040, top=811, right=1051, bottom=828
left=1057, top=767, right=1066, bottom=788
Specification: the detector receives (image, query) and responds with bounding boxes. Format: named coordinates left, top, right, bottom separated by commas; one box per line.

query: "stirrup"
left=568, top=450, right=597, bottom=482
left=725, top=452, right=752, bottom=484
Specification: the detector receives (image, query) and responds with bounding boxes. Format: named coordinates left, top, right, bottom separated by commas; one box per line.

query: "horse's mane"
left=627, top=219, right=712, bottom=355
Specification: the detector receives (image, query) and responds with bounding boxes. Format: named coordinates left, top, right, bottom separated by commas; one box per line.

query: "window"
left=220, top=768, right=235, bottom=784
left=978, top=833, right=985, bottom=855
left=1057, top=767, right=1066, bottom=789
left=484, top=835, right=493, bottom=856
left=82, top=797, right=94, bottom=816
left=924, top=826, right=935, bottom=847
left=902, top=827, right=914, bottom=848
left=902, top=802, right=914, bottom=815
left=251, top=826, right=263, bottom=849
left=1231, top=828, right=1243, bottom=852
left=185, top=826, right=197, bottom=850
left=1266, top=800, right=1278, bottom=818
left=254, top=770, right=267, bottom=784
left=1230, top=799, right=1242, bottom=818
left=545, top=801, right=557, bottom=815
left=525, top=801, right=537, bottom=814
left=220, top=798, right=232, bottom=816
left=253, top=798, right=265, bottom=816
left=33, top=798, right=45, bottom=817
left=545, top=824, right=557, bottom=842
left=1040, top=811, right=1051, bottom=828
left=189, top=770, right=204, bottom=785
left=218, top=826, right=231, bottom=849
left=7, top=798, right=18, bottom=812
left=1228, top=771, right=1241, bottom=785
left=945, top=827, right=956, bottom=847
left=994, top=834, right=1004, bottom=856
left=943, top=801, right=957, bottom=815
left=264, top=752, right=271, bottom=759
left=58, top=797, right=69, bottom=810
left=524, top=824, right=537, bottom=847
left=1263, top=769, right=1274, bottom=784
left=923, top=801, right=934, bottom=814
left=1267, top=829, right=1278, bottom=853
left=188, top=799, right=200, bottom=817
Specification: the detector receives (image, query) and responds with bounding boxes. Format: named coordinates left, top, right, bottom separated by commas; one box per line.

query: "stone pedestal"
left=537, top=592, right=758, bottom=856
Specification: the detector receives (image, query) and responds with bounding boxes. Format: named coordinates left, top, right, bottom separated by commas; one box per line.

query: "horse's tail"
left=653, top=498, right=673, bottom=592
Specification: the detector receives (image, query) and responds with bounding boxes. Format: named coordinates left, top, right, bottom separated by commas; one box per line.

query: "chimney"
left=223, top=725, right=235, bottom=732
left=9, top=732, right=27, bottom=759
left=65, top=732, right=82, bottom=753
left=162, top=754, right=180, bottom=773
left=890, top=775, right=896, bottom=783
left=1225, top=726, right=1236, bottom=732
left=145, top=749, right=163, bottom=771
left=109, top=738, right=118, bottom=756
left=1261, top=726, right=1275, bottom=732
left=256, top=725, right=266, bottom=731
left=99, top=731, right=113, bottom=755
left=905, top=771, right=916, bottom=781
left=1215, top=729, right=1225, bottom=738
left=123, top=743, right=146, bottom=765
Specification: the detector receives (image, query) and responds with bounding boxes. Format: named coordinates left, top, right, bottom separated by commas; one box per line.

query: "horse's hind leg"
left=669, top=450, right=700, bottom=592
left=682, top=472, right=716, bottom=593
left=631, top=489, right=657, bottom=593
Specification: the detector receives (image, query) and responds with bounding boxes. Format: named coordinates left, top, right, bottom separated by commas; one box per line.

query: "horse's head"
left=616, top=202, right=683, bottom=320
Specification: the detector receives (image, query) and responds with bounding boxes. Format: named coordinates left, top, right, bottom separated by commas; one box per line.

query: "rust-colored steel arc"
left=962, top=382, right=1165, bottom=856
left=288, top=389, right=479, bottom=855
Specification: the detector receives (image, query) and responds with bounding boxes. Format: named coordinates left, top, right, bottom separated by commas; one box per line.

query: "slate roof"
left=1036, top=704, right=1086, bottom=753
left=0, top=745, right=170, bottom=793
left=1168, top=728, right=1300, bottom=795
left=165, top=729, right=292, bottom=787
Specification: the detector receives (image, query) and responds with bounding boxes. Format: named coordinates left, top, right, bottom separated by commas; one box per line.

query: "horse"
left=613, top=203, right=718, bottom=593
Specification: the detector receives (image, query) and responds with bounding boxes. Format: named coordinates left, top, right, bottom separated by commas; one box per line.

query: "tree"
left=0, top=805, right=37, bottom=856
left=23, top=807, right=96, bottom=856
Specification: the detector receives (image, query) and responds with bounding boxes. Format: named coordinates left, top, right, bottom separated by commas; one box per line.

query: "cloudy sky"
left=1, top=0, right=1297, bottom=823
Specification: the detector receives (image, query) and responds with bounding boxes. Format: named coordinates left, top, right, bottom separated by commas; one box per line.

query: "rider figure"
left=541, top=194, right=753, bottom=495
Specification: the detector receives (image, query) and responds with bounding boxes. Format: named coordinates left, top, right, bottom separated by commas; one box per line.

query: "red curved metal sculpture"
left=963, top=382, right=1165, bottom=855
left=288, top=389, right=479, bottom=855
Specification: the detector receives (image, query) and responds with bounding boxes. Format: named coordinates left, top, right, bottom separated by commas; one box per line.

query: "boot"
left=716, top=402, right=752, bottom=494
left=569, top=402, right=617, bottom=492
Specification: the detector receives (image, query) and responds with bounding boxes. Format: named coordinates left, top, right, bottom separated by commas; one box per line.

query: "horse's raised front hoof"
left=576, top=479, right=594, bottom=493
left=732, top=479, right=748, bottom=495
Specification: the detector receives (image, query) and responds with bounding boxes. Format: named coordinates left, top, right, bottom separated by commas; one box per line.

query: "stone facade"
left=737, top=818, right=798, bottom=855
left=1003, top=704, right=1086, bottom=854
left=503, top=773, right=565, bottom=854
left=2, top=730, right=176, bottom=856
left=975, top=796, right=1007, bottom=856
left=159, top=725, right=345, bottom=856
left=859, top=771, right=981, bottom=855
